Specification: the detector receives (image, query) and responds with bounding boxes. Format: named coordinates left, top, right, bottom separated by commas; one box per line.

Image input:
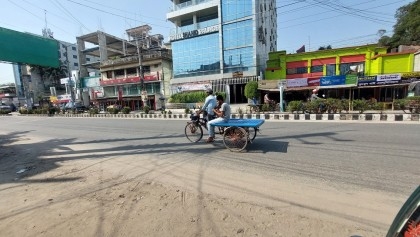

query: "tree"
left=29, top=63, right=68, bottom=88
left=244, top=81, right=259, bottom=100
left=378, top=35, right=392, bottom=47
left=318, top=45, right=332, bottom=50
left=380, top=0, right=420, bottom=47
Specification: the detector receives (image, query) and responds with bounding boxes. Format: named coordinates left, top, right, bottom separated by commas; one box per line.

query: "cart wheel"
left=185, top=122, right=203, bottom=143
left=223, top=126, right=248, bottom=152
left=246, top=127, right=257, bottom=142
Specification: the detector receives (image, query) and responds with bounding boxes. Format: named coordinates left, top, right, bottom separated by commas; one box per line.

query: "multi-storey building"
left=167, top=0, right=277, bottom=103
left=264, top=44, right=419, bottom=108
left=77, top=25, right=172, bottom=111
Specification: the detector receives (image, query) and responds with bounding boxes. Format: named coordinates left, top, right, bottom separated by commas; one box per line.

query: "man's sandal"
left=205, top=137, right=215, bottom=143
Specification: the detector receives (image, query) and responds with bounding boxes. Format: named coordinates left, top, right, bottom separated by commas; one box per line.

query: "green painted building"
left=262, top=44, right=417, bottom=107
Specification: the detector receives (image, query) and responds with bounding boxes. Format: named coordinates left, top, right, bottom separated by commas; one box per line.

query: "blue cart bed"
left=210, top=119, right=265, bottom=152
left=211, top=118, right=265, bottom=128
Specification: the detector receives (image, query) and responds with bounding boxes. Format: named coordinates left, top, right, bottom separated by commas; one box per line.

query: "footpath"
left=5, top=103, right=419, bottom=122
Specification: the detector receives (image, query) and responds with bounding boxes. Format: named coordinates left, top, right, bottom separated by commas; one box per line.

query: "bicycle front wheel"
left=185, top=122, right=203, bottom=143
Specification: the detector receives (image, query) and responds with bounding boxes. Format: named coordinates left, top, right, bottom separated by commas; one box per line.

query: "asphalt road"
left=1, top=116, right=419, bottom=231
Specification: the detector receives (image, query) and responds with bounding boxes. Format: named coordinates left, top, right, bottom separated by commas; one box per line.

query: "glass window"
left=222, top=0, right=252, bottom=22
left=222, top=20, right=252, bottom=49
left=181, top=18, right=193, bottom=26
left=72, top=55, right=77, bottom=59
left=126, top=67, right=137, bottom=76
left=339, top=62, right=364, bottom=76
left=172, top=33, right=220, bottom=78
left=197, top=12, right=218, bottom=23
left=71, top=46, right=76, bottom=51
left=145, top=82, right=160, bottom=94
left=73, top=62, right=78, bottom=67
left=115, top=69, right=124, bottom=77
left=223, top=47, right=253, bottom=73
left=286, top=67, right=307, bottom=75
left=124, top=84, right=139, bottom=95
left=86, top=58, right=91, bottom=62
left=103, top=86, right=116, bottom=97
left=326, top=64, right=336, bottom=76
left=106, top=71, right=112, bottom=78
left=311, top=65, right=323, bottom=73
left=142, top=66, right=150, bottom=74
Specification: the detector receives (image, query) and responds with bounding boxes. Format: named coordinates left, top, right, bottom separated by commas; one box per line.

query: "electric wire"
left=65, top=0, right=172, bottom=30
left=310, top=0, right=394, bottom=24
left=5, top=0, right=76, bottom=37
left=50, top=0, right=91, bottom=32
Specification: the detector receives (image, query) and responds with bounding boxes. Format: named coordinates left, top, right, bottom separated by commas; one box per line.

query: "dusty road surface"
left=0, top=117, right=419, bottom=237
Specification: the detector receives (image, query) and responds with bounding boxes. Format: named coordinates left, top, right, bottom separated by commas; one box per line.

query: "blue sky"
left=0, top=0, right=414, bottom=84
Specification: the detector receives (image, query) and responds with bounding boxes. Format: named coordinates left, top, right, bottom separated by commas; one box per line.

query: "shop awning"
left=358, top=83, right=410, bottom=89
left=258, top=88, right=280, bottom=92
left=319, top=85, right=357, bottom=89
left=285, top=86, right=316, bottom=91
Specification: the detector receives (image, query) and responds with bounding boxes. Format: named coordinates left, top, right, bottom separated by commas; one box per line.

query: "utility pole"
left=136, top=38, right=147, bottom=107
left=63, top=43, right=75, bottom=103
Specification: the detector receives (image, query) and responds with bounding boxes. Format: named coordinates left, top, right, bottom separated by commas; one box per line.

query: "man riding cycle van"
left=206, top=95, right=231, bottom=143
left=197, top=88, right=216, bottom=122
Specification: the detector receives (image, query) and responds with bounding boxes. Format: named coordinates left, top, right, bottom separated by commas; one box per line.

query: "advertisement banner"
left=307, top=77, right=320, bottom=86
left=358, top=76, right=377, bottom=86
left=358, top=74, right=402, bottom=86
left=172, top=82, right=212, bottom=93
left=53, top=94, right=72, bottom=103
left=320, top=75, right=346, bottom=86
left=377, top=73, right=401, bottom=82
left=60, top=77, right=75, bottom=85
left=345, top=75, right=358, bottom=85
left=100, top=73, right=159, bottom=86
left=374, top=74, right=401, bottom=85
left=259, top=80, right=282, bottom=89
left=286, top=78, right=308, bottom=88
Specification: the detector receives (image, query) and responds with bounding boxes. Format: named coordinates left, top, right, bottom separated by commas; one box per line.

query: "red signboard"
left=307, top=77, right=320, bottom=86
left=100, top=72, right=159, bottom=86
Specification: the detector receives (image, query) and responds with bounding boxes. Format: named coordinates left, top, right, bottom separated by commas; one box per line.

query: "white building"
left=167, top=0, right=277, bottom=103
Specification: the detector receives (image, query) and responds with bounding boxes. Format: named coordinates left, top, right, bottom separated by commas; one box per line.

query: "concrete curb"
left=15, top=112, right=420, bottom=122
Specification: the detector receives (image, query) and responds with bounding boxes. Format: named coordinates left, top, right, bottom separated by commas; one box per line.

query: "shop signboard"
left=53, top=94, right=72, bottom=103
left=307, top=77, right=320, bottom=86
left=286, top=78, right=308, bottom=88
left=358, top=76, right=377, bottom=86
left=259, top=79, right=282, bottom=89
left=320, top=75, right=346, bottom=86
left=374, top=73, right=401, bottom=85
left=345, top=75, right=358, bottom=85
left=100, top=73, right=159, bottom=86
left=60, top=77, right=75, bottom=85
left=358, top=74, right=401, bottom=86
left=172, top=82, right=212, bottom=93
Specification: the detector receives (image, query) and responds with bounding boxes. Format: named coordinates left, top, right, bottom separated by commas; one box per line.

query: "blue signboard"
left=358, top=76, right=377, bottom=86
left=320, top=75, right=346, bottom=86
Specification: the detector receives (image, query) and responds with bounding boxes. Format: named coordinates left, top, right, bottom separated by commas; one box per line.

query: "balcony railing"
left=169, top=0, right=212, bottom=12
left=100, top=51, right=172, bottom=67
